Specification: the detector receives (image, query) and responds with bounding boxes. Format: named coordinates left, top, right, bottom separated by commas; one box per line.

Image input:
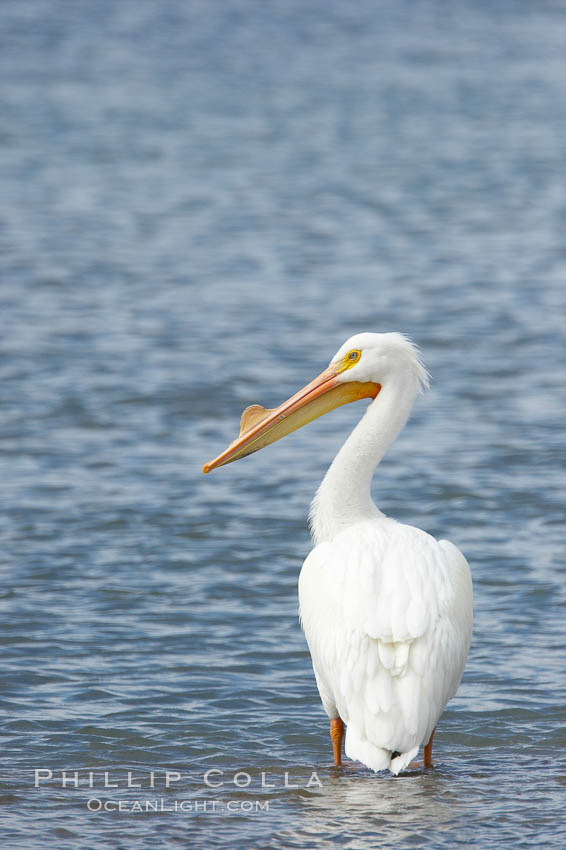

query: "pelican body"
left=204, top=333, right=473, bottom=774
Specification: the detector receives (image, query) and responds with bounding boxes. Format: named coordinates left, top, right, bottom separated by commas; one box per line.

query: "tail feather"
left=390, top=745, right=419, bottom=775
left=345, top=725, right=419, bottom=775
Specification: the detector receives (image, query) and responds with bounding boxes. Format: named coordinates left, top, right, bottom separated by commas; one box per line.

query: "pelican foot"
left=330, top=717, right=345, bottom=767
left=423, top=727, right=435, bottom=769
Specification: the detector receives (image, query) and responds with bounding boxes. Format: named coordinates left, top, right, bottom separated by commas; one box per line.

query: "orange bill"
left=203, top=365, right=380, bottom=473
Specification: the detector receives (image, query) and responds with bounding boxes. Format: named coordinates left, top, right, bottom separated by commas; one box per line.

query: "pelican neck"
left=309, top=378, right=419, bottom=545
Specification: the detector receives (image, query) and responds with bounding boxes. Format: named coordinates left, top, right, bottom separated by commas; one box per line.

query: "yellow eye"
left=342, top=349, right=361, bottom=369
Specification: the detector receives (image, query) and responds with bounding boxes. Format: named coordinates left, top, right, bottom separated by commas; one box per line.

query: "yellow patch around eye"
left=340, top=349, right=362, bottom=371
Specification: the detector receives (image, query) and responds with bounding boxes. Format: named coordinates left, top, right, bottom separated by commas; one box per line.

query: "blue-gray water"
left=1, top=1, right=565, bottom=847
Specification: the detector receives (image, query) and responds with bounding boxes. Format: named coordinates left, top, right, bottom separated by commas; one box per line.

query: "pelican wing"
left=298, top=518, right=472, bottom=773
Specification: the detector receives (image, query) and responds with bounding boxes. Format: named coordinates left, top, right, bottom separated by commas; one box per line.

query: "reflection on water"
left=300, top=770, right=459, bottom=842
left=276, top=755, right=565, bottom=849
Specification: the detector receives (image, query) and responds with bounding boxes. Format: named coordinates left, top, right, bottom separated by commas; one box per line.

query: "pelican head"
left=203, top=332, right=428, bottom=473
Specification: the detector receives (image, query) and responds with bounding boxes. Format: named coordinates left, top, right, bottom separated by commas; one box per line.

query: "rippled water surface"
left=1, top=1, right=566, bottom=847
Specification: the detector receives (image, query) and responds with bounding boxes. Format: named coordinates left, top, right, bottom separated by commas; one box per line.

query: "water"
left=1, top=0, right=565, bottom=847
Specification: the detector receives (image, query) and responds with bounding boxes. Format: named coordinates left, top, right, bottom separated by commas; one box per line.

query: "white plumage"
left=204, top=331, right=473, bottom=774
left=299, top=519, right=472, bottom=773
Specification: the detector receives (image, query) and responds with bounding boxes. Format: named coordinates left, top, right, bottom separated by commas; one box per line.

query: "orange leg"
left=424, top=727, right=435, bottom=768
left=330, top=717, right=345, bottom=766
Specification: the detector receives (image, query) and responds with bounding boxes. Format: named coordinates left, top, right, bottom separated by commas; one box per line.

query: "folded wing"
left=298, top=518, right=472, bottom=771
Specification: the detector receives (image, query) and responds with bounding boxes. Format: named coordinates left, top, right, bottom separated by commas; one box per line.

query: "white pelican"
left=203, top=333, right=473, bottom=774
